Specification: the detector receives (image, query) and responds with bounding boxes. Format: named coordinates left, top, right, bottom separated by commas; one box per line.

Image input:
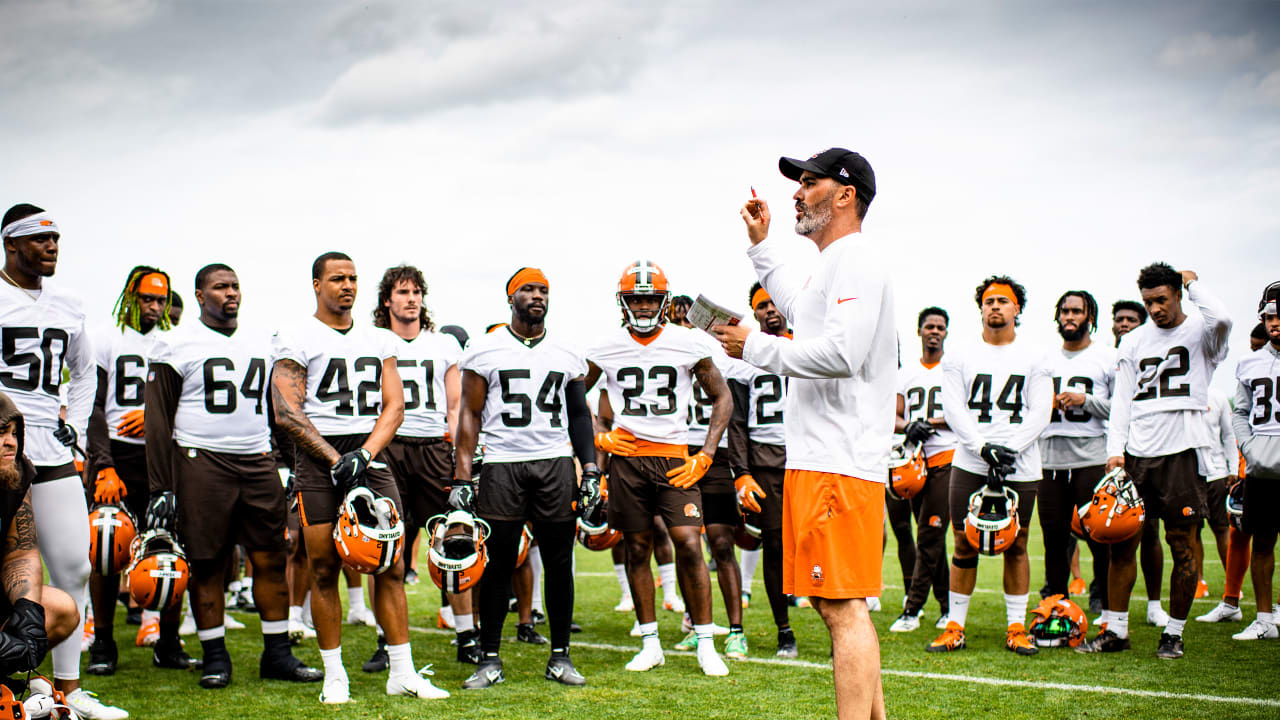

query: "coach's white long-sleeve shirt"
left=741, top=232, right=897, bottom=482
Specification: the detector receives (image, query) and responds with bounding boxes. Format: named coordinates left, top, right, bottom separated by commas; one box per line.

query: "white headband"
left=1, top=212, right=59, bottom=240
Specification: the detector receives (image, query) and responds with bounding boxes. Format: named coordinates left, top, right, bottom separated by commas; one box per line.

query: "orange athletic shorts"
left=782, top=469, right=884, bottom=599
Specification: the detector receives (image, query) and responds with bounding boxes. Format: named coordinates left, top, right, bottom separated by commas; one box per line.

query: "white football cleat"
left=178, top=612, right=197, bottom=636
left=63, top=689, right=128, bottom=720
left=223, top=613, right=246, bottom=630
left=1195, top=602, right=1243, bottom=623
left=614, top=596, right=635, bottom=612
left=1231, top=619, right=1278, bottom=640
left=866, top=597, right=881, bottom=612
left=663, top=596, right=686, bottom=614
left=696, top=644, right=729, bottom=676
left=889, top=613, right=920, bottom=633
left=347, top=606, right=377, bottom=627
left=387, top=666, right=450, bottom=699
left=625, top=645, right=665, bottom=672
left=290, top=619, right=317, bottom=642
left=319, top=677, right=351, bottom=704
left=935, top=613, right=951, bottom=630
left=1147, top=604, right=1170, bottom=628
left=629, top=621, right=644, bottom=638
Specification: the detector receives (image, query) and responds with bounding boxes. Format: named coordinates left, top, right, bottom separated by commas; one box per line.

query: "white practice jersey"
left=897, top=359, right=957, bottom=460
left=731, top=360, right=788, bottom=447
left=686, top=347, right=737, bottom=449
left=1236, top=347, right=1280, bottom=437
left=0, top=281, right=95, bottom=465
left=1107, top=282, right=1231, bottom=459
left=1043, top=343, right=1115, bottom=439
left=393, top=330, right=461, bottom=439
left=1198, top=387, right=1237, bottom=481
left=460, top=329, right=585, bottom=462
left=96, top=325, right=164, bottom=446
left=942, top=338, right=1053, bottom=482
left=151, top=322, right=272, bottom=454
left=588, top=324, right=717, bottom=446
left=271, top=317, right=399, bottom=436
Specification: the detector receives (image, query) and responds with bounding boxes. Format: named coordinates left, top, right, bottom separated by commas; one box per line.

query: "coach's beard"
left=795, top=194, right=833, bottom=237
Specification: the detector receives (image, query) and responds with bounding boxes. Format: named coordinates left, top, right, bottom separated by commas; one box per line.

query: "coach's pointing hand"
left=741, top=197, right=770, bottom=245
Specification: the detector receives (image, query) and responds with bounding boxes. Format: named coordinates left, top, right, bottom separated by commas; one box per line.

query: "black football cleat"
left=545, top=655, right=586, bottom=686
left=517, top=623, right=547, bottom=645
left=1156, top=633, right=1184, bottom=659
left=260, top=653, right=323, bottom=682
left=154, top=639, right=202, bottom=670
left=456, top=630, right=482, bottom=664
left=87, top=637, right=118, bottom=676
left=199, top=650, right=232, bottom=689
left=1074, top=629, right=1131, bottom=654
left=462, top=659, right=505, bottom=689
left=363, top=637, right=390, bottom=673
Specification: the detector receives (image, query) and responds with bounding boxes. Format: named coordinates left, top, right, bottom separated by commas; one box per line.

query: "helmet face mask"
left=617, top=261, right=671, bottom=333
left=427, top=510, right=490, bottom=591
left=1077, top=468, right=1145, bottom=543
left=887, top=441, right=927, bottom=500
left=334, top=487, right=405, bottom=575
left=576, top=498, right=621, bottom=551
left=127, top=529, right=189, bottom=611
left=964, top=485, right=1020, bottom=555
left=1029, top=594, right=1088, bottom=648
left=1226, top=480, right=1245, bottom=531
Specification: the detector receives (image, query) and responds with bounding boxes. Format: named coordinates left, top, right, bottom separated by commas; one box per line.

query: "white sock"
left=347, top=587, right=365, bottom=611
left=639, top=622, right=660, bottom=651
left=948, top=592, right=971, bottom=628
left=302, top=592, right=313, bottom=625
left=693, top=623, right=715, bottom=651
left=1112, top=612, right=1129, bottom=638
left=1166, top=617, right=1186, bottom=637
left=740, top=549, right=761, bottom=594
left=319, top=646, right=346, bottom=682
left=197, top=625, right=226, bottom=642
left=454, top=613, right=474, bottom=633
left=1147, top=599, right=1163, bottom=614
left=614, top=564, right=632, bottom=599
left=262, top=619, right=289, bottom=635
left=289, top=605, right=303, bottom=622
left=440, top=605, right=455, bottom=626
left=658, top=563, right=679, bottom=602
left=386, top=642, right=414, bottom=677
left=1004, top=593, right=1028, bottom=627
left=1100, top=609, right=1113, bottom=627
left=529, top=545, right=544, bottom=613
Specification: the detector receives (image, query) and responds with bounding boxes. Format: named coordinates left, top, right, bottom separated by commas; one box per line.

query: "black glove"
left=448, top=480, right=475, bottom=514
left=146, top=490, right=179, bottom=533
left=903, top=419, right=935, bottom=446
left=52, top=420, right=78, bottom=450
left=578, top=465, right=603, bottom=520
left=5, top=598, right=46, bottom=669
left=980, top=443, right=1016, bottom=469
left=330, top=448, right=372, bottom=492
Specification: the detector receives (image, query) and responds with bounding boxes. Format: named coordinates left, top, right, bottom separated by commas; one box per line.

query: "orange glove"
left=735, top=474, right=764, bottom=514
left=94, top=468, right=128, bottom=504
left=666, top=452, right=713, bottom=489
left=595, top=427, right=638, bottom=456
left=116, top=409, right=145, bottom=438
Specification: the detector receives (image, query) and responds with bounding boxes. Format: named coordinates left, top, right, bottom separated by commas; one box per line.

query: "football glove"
left=0, top=599, right=47, bottom=673
left=448, top=480, right=476, bottom=514
left=578, top=465, right=603, bottom=520
left=93, top=467, right=128, bottom=504
left=330, top=448, right=372, bottom=491
left=52, top=420, right=78, bottom=450
left=980, top=443, right=1017, bottom=470
left=116, top=408, right=145, bottom=438
left=903, top=419, right=935, bottom=447
left=595, top=427, right=638, bottom=456
left=145, top=490, right=179, bottom=533
left=666, top=452, right=713, bottom=489
left=734, top=474, right=764, bottom=514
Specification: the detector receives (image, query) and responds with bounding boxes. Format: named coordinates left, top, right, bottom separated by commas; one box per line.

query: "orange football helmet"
left=964, top=485, right=1020, bottom=555
left=617, top=260, right=671, bottom=332
left=333, top=487, right=405, bottom=575
left=887, top=441, right=927, bottom=500
left=127, top=530, right=189, bottom=611
left=1077, top=468, right=1145, bottom=544
left=576, top=496, right=622, bottom=551
left=88, top=504, right=137, bottom=576
left=427, top=510, right=490, bottom=592
left=1028, top=594, right=1088, bottom=648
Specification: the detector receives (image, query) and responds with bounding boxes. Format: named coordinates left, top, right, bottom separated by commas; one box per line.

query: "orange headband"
left=138, top=273, right=169, bottom=296
left=506, top=268, right=548, bottom=297
left=751, top=288, right=772, bottom=309
left=982, top=283, right=1018, bottom=307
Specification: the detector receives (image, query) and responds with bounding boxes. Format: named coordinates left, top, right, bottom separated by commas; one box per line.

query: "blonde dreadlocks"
left=113, top=265, right=173, bottom=331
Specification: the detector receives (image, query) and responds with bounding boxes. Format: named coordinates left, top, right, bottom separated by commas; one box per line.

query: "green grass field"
left=46, top=526, right=1279, bottom=720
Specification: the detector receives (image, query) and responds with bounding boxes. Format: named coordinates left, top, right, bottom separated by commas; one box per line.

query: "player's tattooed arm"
left=452, top=370, right=489, bottom=483
left=270, top=359, right=340, bottom=466
left=692, top=357, right=732, bottom=459
left=2, top=492, right=42, bottom=603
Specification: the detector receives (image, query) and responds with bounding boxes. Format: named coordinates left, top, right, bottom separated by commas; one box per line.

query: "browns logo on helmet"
left=127, top=530, right=189, bottom=611
left=1028, top=594, right=1088, bottom=648
left=964, top=485, right=1020, bottom=555
left=617, top=260, right=671, bottom=333
left=88, top=504, right=137, bottom=576
left=887, top=441, right=927, bottom=500
left=1077, top=468, right=1145, bottom=544
left=333, top=487, right=405, bottom=575
left=427, top=510, right=490, bottom=593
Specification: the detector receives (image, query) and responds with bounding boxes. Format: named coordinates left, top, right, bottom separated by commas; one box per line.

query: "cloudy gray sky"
left=2, top=0, right=1277, bottom=394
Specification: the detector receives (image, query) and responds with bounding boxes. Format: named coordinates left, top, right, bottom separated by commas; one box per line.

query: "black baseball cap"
left=779, top=148, right=876, bottom=204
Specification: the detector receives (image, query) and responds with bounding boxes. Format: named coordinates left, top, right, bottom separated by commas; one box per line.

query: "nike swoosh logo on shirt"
left=836, top=297, right=857, bottom=304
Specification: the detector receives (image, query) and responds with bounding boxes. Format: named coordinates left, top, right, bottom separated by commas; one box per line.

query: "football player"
left=1037, top=291, right=1114, bottom=617
left=86, top=266, right=188, bottom=669
left=1226, top=281, right=1279, bottom=640
left=0, top=204, right=126, bottom=719
left=727, top=284, right=797, bottom=655
left=930, top=275, right=1052, bottom=657
left=0, top=393, right=81, bottom=685
left=1111, top=300, right=1147, bottom=348
left=270, top=251, right=446, bottom=703
left=451, top=267, right=599, bottom=688
left=586, top=260, right=733, bottom=676
left=369, top=265, right=476, bottom=663
left=1248, top=322, right=1267, bottom=352
left=890, top=307, right=955, bottom=633
left=167, top=292, right=183, bottom=327
left=144, top=263, right=321, bottom=688
left=1083, top=264, right=1232, bottom=659
left=668, top=295, right=694, bottom=328
left=1194, top=387, right=1237, bottom=599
